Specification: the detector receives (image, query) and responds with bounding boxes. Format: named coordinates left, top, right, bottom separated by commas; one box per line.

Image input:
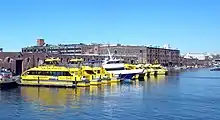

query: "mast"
left=107, top=48, right=113, bottom=60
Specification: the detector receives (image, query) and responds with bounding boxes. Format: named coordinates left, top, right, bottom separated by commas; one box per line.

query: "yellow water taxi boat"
left=143, top=64, right=156, bottom=76
left=68, top=58, right=101, bottom=86
left=20, top=65, right=79, bottom=87
left=149, top=60, right=168, bottom=75
left=143, top=63, right=168, bottom=76
left=125, top=64, right=139, bottom=79
left=124, top=63, right=167, bottom=80
left=66, top=58, right=90, bottom=87
left=124, top=63, right=146, bottom=80
left=84, top=60, right=115, bottom=83
left=93, top=67, right=111, bottom=84
left=20, top=57, right=86, bottom=87
left=125, top=64, right=138, bottom=70
left=150, top=64, right=168, bottom=75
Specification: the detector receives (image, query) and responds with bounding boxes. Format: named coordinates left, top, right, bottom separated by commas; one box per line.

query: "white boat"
left=210, top=65, right=220, bottom=71
left=101, top=49, right=145, bottom=80
left=0, top=70, right=17, bottom=89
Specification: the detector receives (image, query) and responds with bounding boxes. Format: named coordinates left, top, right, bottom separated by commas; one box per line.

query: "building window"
left=140, top=50, right=142, bottom=53
left=114, top=50, right=117, bottom=54
left=7, top=58, right=10, bottom=63
left=27, top=58, right=30, bottom=63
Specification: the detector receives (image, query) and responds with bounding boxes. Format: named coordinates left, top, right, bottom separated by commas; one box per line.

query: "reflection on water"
left=20, top=76, right=169, bottom=110
left=146, top=75, right=167, bottom=84
left=20, top=87, right=83, bottom=111
left=19, top=83, right=124, bottom=111
left=1, top=69, right=220, bottom=120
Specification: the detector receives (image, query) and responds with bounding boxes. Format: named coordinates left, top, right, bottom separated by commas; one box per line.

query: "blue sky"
left=0, top=0, right=219, bottom=54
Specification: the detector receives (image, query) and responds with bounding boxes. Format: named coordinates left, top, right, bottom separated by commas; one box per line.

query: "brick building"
left=147, top=47, right=180, bottom=66
left=0, top=52, right=137, bottom=75
left=98, top=44, right=180, bottom=66
left=21, top=39, right=180, bottom=66
left=22, top=39, right=85, bottom=54
left=22, top=44, right=84, bottom=54
left=98, top=45, right=147, bottom=64
left=181, top=53, right=212, bottom=67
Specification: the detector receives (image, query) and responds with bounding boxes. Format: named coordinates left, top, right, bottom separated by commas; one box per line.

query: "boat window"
left=105, top=67, right=125, bottom=71
left=26, top=70, right=72, bottom=76
left=22, top=71, right=29, bottom=76
left=72, top=71, right=77, bottom=75
left=85, top=70, right=95, bottom=74
left=63, top=72, right=72, bottom=76
left=29, top=71, right=38, bottom=75
left=44, top=61, right=59, bottom=65
left=106, top=61, right=111, bottom=64
left=41, top=71, right=50, bottom=75
left=107, top=61, right=113, bottom=64
left=56, top=71, right=62, bottom=76
left=106, top=61, right=122, bottom=64
left=154, top=67, right=161, bottom=69
left=69, top=61, right=75, bottom=64
left=51, top=71, right=57, bottom=76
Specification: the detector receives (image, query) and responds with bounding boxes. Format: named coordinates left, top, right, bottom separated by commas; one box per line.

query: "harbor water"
left=1, top=68, right=220, bottom=120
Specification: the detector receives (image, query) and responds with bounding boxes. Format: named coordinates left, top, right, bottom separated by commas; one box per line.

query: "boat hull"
left=19, top=79, right=76, bottom=88
left=107, top=69, right=144, bottom=80
left=107, top=69, right=144, bottom=75
left=118, top=73, right=137, bottom=80
left=210, top=68, right=220, bottom=71
left=0, top=81, right=18, bottom=89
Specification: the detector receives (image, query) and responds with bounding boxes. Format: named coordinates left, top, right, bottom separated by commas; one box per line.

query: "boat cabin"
left=68, top=58, right=84, bottom=68
left=43, top=57, right=61, bottom=66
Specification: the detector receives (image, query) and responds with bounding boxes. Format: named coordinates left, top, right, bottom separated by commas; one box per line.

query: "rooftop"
left=23, top=39, right=179, bottom=51
left=62, top=53, right=137, bottom=57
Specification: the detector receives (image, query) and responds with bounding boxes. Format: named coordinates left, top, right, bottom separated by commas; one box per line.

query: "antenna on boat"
left=107, top=48, right=113, bottom=60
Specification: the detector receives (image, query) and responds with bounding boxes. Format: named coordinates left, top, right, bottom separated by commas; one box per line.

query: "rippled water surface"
left=1, top=68, right=220, bottom=120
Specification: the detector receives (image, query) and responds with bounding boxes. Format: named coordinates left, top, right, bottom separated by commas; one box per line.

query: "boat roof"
left=27, top=66, right=69, bottom=71
left=69, top=58, right=84, bottom=62
left=151, top=64, right=163, bottom=67
left=144, top=64, right=152, bottom=67
left=0, top=70, right=12, bottom=74
left=44, top=57, right=60, bottom=62
left=107, top=58, right=124, bottom=62
left=82, top=66, right=93, bottom=70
